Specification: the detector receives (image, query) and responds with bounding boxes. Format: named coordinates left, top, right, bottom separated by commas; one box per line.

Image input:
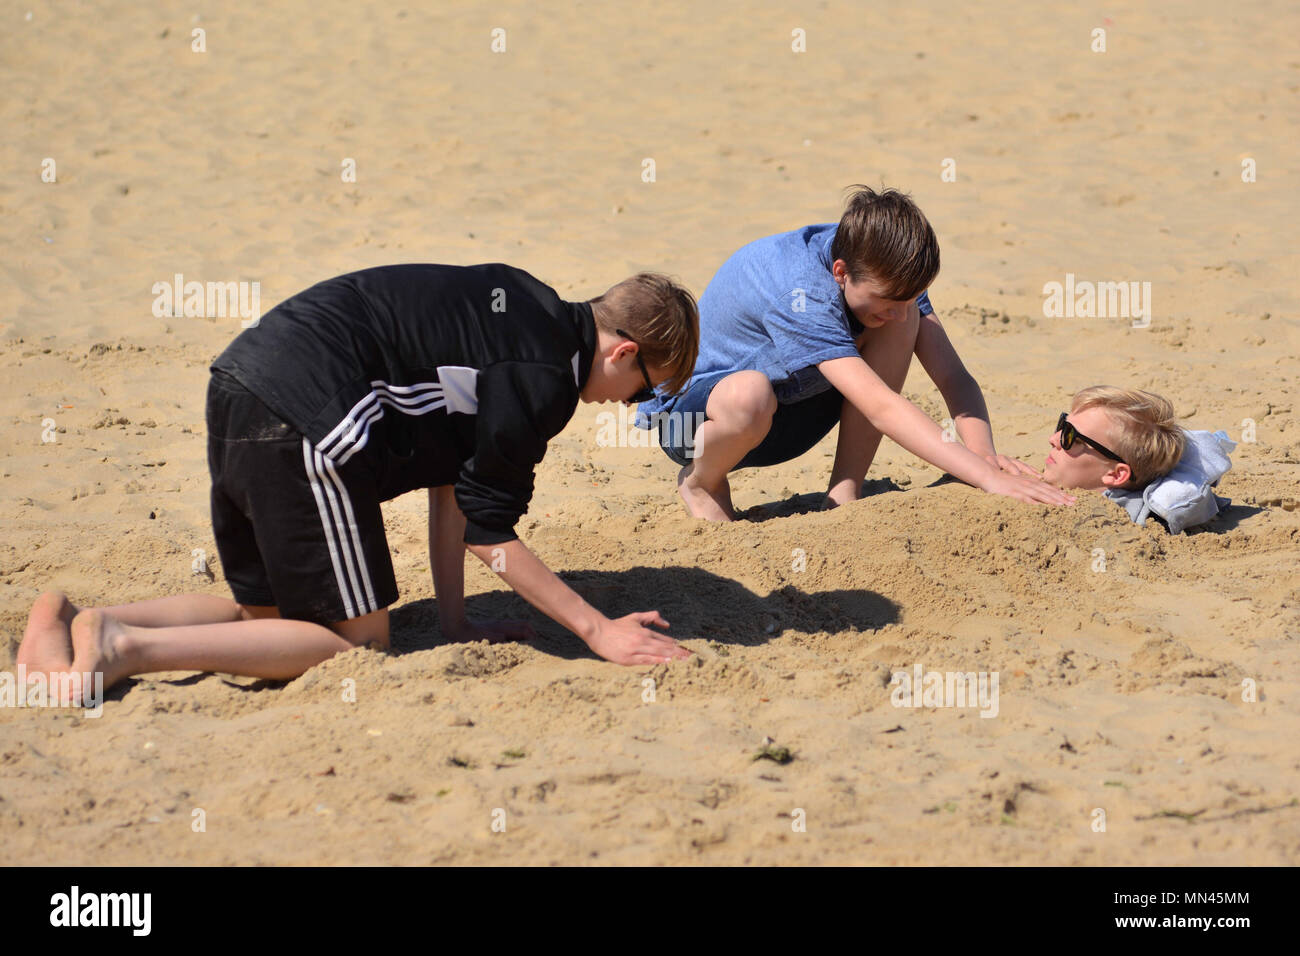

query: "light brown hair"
left=1071, top=385, right=1186, bottom=487
left=830, top=185, right=940, bottom=300
left=589, top=273, right=699, bottom=396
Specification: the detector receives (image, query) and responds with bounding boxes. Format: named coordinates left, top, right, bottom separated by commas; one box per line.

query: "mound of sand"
left=3, top=440, right=1297, bottom=864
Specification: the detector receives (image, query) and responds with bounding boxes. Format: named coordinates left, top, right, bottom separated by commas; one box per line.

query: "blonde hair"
left=589, top=273, right=699, bottom=396
left=1071, top=386, right=1185, bottom=487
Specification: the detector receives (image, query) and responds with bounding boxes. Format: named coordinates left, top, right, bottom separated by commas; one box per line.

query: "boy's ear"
left=1100, top=463, right=1134, bottom=489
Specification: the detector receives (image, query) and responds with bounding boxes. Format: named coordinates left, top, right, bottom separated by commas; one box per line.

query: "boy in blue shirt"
left=637, top=186, right=1075, bottom=519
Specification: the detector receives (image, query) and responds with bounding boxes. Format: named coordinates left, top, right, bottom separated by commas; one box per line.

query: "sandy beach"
left=2, top=0, right=1298, bottom=865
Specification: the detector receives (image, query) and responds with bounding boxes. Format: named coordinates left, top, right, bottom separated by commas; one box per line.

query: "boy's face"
left=1043, top=406, right=1132, bottom=490
left=832, top=260, right=914, bottom=328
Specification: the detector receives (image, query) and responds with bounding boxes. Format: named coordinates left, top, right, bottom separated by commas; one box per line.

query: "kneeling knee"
left=360, top=633, right=390, bottom=652
left=715, top=373, right=777, bottom=429
left=329, top=610, right=390, bottom=651
left=338, top=630, right=389, bottom=653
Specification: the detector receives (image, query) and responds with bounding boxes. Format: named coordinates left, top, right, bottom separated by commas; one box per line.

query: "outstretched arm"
left=447, top=360, right=693, bottom=663
left=818, top=354, right=1073, bottom=506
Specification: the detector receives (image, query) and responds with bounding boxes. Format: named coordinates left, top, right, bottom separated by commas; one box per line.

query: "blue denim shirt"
left=637, top=223, right=932, bottom=422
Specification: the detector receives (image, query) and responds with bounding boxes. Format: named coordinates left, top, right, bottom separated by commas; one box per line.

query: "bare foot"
left=821, top=489, right=862, bottom=510
left=17, top=591, right=80, bottom=677
left=823, top=478, right=864, bottom=510
left=677, top=463, right=737, bottom=521
left=69, top=609, right=136, bottom=697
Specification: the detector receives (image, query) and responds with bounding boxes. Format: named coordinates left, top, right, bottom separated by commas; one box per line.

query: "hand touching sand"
left=585, top=612, right=692, bottom=666
left=983, top=472, right=1076, bottom=506
left=984, top=453, right=1043, bottom=478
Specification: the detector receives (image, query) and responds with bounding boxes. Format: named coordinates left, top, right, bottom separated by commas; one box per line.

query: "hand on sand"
left=984, top=453, right=1043, bottom=478
left=586, top=611, right=692, bottom=666
left=983, top=472, right=1076, bottom=506
left=442, top=617, right=537, bottom=644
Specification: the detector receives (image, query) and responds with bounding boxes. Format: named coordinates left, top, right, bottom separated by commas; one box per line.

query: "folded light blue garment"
left=1104, top=430, right=1236, bottom=533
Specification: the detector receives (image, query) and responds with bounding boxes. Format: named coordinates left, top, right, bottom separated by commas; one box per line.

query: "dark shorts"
left=206, top=370, right=398, bottom=624
left=652, top=369, right=845, bottom=469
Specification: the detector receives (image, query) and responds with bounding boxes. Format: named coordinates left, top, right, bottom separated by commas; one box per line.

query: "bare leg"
left=825, top=305, right=921, bottom=507
left=677, top=371, right=776, bottom=521
left=68, top=606, right=390, bottom=694
left=96, top=593, right=247, bottom=626
left=17, top=591, right=257, bottom=697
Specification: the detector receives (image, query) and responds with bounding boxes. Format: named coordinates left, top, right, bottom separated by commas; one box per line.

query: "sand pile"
left=3, top=450, right=1297, bottom=864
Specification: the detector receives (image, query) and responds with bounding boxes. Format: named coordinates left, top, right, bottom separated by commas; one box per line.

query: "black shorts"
left=656, top=374, right=845, bottom=469
left=206, top=370, right=398, bottom=624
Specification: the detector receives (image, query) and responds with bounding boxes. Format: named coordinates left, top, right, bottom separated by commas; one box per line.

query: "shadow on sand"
left=390, top=564, right=900, bottom=661
left=739, top=476, right=911, bottom=523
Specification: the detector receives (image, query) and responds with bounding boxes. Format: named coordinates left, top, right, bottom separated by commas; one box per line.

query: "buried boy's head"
left=585, top=273, right=699, bottom=403
left=1044, top=386, right=1185, bottom=491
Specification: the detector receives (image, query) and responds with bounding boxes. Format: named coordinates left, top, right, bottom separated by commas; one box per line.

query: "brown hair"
left=830, top=185, right=940, bottom=300
left=1071, top=386, right=1186, bottom=487
left=589, top=273, right=699, bottom=396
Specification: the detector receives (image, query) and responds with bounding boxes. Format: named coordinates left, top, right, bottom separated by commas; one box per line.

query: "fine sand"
left=2, top=1, right=1297, bottom=864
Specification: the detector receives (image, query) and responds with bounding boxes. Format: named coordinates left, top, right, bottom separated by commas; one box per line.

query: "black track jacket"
left=211, top=263, right=597, bottom=545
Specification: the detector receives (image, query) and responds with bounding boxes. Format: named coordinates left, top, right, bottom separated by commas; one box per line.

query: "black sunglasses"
left=616, top=328, right=656, bottom=403
left=1055, top=412, right=1123, bottom=462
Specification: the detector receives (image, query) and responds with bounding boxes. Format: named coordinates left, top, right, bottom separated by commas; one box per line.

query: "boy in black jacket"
left=18, top=265, right=699, bottom=698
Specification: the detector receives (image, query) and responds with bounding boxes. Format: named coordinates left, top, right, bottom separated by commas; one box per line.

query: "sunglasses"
left=616, top=328, right=656, bottom=403
left=1055, top=412, right=1123, bottom=462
